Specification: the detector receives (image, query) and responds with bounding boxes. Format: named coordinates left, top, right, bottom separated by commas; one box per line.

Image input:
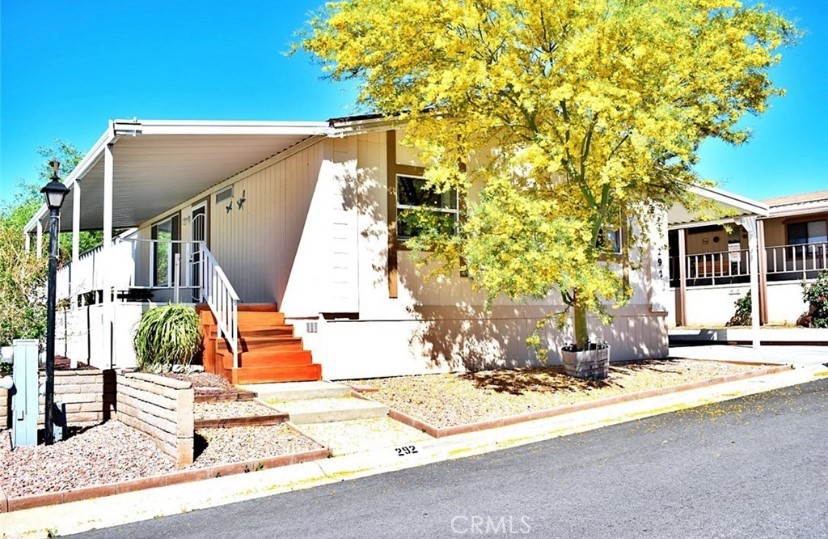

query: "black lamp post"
left=41, top=160, right=69, bottom=445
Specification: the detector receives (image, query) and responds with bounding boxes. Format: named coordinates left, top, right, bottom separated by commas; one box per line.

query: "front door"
left=191, top=202, right=207, bottom=301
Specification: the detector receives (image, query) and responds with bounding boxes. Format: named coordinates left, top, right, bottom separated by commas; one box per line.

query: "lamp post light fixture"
left=40, top=160, right=68, bottom=445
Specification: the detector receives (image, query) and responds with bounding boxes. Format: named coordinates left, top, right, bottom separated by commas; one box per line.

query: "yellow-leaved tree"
left=300, top=0, right=796, bottom=354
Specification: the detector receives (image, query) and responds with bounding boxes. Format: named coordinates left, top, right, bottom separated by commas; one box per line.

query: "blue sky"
left=1, top=0, right=825, bottom=205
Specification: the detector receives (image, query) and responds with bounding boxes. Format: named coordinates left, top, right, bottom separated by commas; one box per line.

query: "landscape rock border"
left=353, top=362, right=791, bottom=438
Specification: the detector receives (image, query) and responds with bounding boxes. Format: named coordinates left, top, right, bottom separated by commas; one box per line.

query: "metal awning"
left=24, top=119, right=329, bottom=233
left=667, top=185, right=769, bottom=228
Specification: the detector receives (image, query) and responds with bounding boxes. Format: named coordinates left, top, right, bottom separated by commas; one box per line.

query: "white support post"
left=677, top=228, right=688, bottom=326
left=738, top=216, right=761, bottom=349
left=72, top=181, right=81, bottom=300
left=36, top=221, right=43, bottom=259
left=103, top=144, right=114, bottom=368
left=25, top=232, right=31, bottom=254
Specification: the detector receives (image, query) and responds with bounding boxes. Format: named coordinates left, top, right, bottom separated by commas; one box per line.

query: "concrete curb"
left=1, top=446, right=330, bottom=514
left=0, top=484, right=8, bottom=514
left=361, top=364, right=790, bottom=438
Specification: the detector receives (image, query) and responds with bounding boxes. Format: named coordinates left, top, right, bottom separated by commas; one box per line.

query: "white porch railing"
left=200, top=248, right=239, bottom=369
left=57, top=238, right=240, bottom=369
left=669, top=241, right=828, bottom=288
left=669, top=248, right=751, bottom=285
left=766, top=241, right=828, bottom=278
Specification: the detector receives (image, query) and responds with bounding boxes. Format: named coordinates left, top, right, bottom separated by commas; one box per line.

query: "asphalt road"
left=71, top=379, right=828, bottom=539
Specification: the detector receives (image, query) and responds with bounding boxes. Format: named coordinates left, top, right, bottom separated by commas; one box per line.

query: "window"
left=596, top=227, right=622, bottom=255
left=396, top=175, right=458, bottom=239
left=151, top=215, right=180, bottom=287
left=215, top=186, right=233, bottom=203
left=787, top=220, right=828, bottom=246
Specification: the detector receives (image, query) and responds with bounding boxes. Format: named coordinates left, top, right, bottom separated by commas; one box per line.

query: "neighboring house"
left=22, top=117, right=762, bottom=381
left=667, top=190, right=828, bottom=327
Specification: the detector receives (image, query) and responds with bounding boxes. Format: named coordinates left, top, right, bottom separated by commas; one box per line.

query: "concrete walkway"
left=670, top=343, right=828, bottom=367
left=2, top=364, right=826, bottom=538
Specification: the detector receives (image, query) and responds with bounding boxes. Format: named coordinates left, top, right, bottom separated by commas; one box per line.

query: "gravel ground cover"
left=163, top=372, right=252, bottom=400
left=194, top=400, right=281, bottom=421
left=0, top=422, right=321, bottom=498
left=353, top=359, right=766, bottom=428
left=190, top=424, right=319, bottom=469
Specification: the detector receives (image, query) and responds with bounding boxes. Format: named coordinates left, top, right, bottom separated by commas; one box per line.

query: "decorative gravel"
left=162, top=372, right=237, bottom=396
left=0, top=422, right=321, bottom=498
left=195, top=400, right=281, bottom=421
left=0, top=421, right=176, bottom=498
left=190, top=425, right=319, bottom=469
left=353, top=359, right=767, bottom=428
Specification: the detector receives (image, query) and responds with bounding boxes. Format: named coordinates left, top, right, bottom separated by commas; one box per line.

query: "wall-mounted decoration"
left=237, top=189, right=247, bottom=210
left=713, top=235, right=720, bottom=243
left=225, top=201, right=233, bottom=214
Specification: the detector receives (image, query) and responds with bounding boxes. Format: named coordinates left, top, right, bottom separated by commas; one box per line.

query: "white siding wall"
left=207, top=142, right=326, bottom=307
left=311, top=130, right=669, bottom=379
left=120, top=130, right=669, bottom=378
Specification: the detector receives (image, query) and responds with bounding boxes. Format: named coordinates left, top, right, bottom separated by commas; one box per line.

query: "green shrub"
left=133, top=305, right=201, bottom=371
left=801, top=271, right=828, bottom=328
left=726, top=291, right=753, bottom=327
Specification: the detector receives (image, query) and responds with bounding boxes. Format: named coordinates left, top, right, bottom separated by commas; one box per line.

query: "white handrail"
left=682, top=248, right=750, bottom=285
left=766, top=241, right=828, bottom=277
left=200, top=243, right=239, bottom=369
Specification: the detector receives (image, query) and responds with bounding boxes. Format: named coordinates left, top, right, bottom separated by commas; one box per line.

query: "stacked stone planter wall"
left=1, top=369, right=114, bottom=431
left=116, top=373, right=194, bottom=468
left=0, top=388, right=8, bottom=429
left=36, top=369, right=116, bottom=428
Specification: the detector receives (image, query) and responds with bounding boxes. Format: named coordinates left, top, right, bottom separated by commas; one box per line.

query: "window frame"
left=150, top=214, right=180, bottom=287
left=786, top=218, right=828, bottom=258
left=395, top=174, right=460, bottom=241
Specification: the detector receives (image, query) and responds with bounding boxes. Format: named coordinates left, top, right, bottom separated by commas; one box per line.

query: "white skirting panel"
left=295, top=310, right=668, bottom=380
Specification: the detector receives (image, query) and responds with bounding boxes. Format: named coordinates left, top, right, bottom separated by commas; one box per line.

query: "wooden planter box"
left=561, top=345, right=611, bottom=380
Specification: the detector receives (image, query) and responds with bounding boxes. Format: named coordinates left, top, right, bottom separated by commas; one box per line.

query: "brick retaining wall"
left=36, top=369, right=115, bottom=427
left=0, top=369, right=113, bottom=430
left=116, top=373, right=194, bottom=468
left=0, top=389, right=7, bottom=430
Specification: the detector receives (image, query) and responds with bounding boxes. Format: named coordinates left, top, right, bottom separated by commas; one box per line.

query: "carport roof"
left=24, top=119, right=329, bottom=233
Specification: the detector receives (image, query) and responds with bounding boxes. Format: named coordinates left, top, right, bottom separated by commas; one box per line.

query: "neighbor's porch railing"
left=56, top=237, right=240, bottom=368
left=668, top=248, right=751, bottom=287
left=668, top=241, right=828, bottom=288
left=766, top=241, right=828, bottom=280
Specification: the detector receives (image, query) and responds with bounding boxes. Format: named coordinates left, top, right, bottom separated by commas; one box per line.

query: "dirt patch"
left=353, top=359, right=768, bottom=429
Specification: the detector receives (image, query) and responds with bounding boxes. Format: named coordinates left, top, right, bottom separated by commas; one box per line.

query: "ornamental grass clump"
left=134, top=304, right=201, bottom=371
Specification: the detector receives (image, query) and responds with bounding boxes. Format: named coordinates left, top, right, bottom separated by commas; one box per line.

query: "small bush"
left=801, top=271, right=828, bottom=328
left=134, top=305, right=201, bottom=371
left=726, top=291, right=753, bottom=327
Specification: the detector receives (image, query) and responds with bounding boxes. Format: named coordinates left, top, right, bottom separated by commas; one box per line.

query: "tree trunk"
left=573, top=301, right=588, bottom=351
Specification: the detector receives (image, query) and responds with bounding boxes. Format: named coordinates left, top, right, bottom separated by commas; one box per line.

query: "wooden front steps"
left=197, top=303, right=322, bottom=385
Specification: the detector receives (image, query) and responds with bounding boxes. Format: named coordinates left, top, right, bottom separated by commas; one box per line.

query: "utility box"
left=12, top=339, right=39, bottom=447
